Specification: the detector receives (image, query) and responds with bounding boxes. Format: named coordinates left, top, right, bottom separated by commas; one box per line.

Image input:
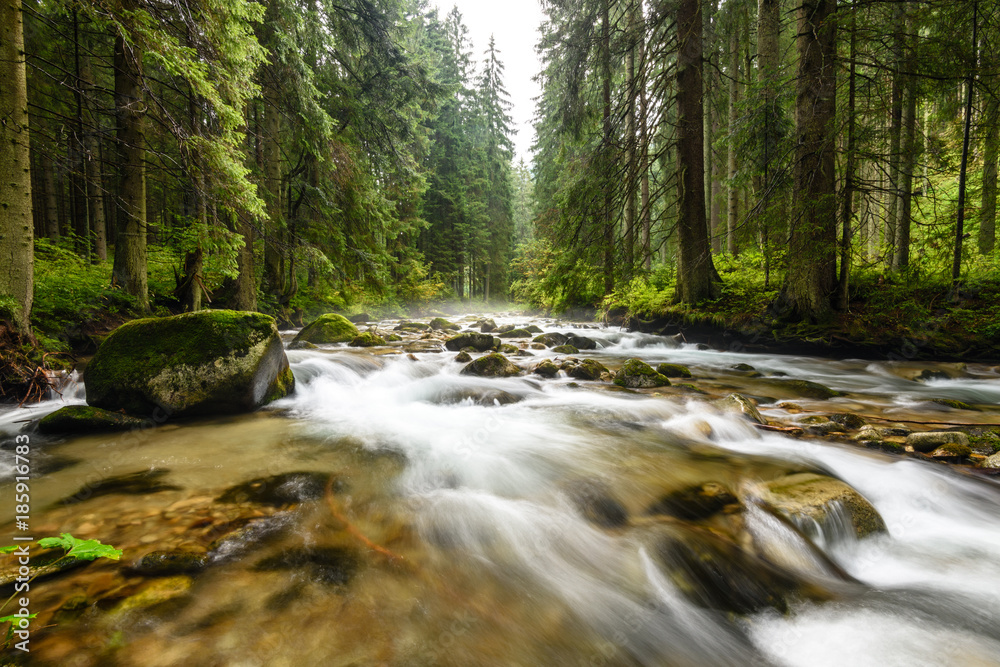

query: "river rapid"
left=2, top=313, right=1000, bottom=666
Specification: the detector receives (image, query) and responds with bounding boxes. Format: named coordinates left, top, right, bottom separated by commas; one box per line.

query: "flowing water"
left=2, top=314, right=1000, bottom=666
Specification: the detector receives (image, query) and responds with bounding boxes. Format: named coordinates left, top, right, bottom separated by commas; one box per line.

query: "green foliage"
left=37, top=534, right=123, bottom=561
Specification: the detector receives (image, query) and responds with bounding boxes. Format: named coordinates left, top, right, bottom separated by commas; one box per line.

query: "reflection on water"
left=1, top=313, right=1000, bottom=666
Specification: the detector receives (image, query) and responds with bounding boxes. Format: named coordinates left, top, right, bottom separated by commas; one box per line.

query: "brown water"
left=3, top=314, right=1000, bottom=666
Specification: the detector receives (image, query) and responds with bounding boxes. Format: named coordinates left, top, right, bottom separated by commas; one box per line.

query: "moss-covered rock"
left=395, top=321, right=431, bottom=332
left=385, top=333, right=403, bottom=342
left=293, top=313, right=358, bottom=344
left=525, top=325, right=544, bottom=334
left=349, top=332, right=386, bottom=347
left=715, top=393, right=765, bottom=425
left=85, top=310, right=294, bottom=418
left=551, top=344, right=579, bottom=354
left=565, top=334, right=598, bottom=350
left=769, top=379, right=843, bottom=400
left=454, top=351, right=473, bottom=363
left=929, top=443, right=972, bottom=461
left=533, top=332, right=568, bottom=347
left=905, top=431, right=969, bottom=453
left=929, top=398, right=978, bottom=411
left=762, top=472, right=887, bottom=539
left=216, top=471, right=338, bottom=506
left=444, top=332, right=495, bottom=352
left=479, top=318, right=497, bottom=332
left=566, top=359, right=608, bottom=381
left=429, top=317, right=460, bottom=331
left=731, top=363, right=757, bottom=372
left=614, top=358, right=671, bottom=388
left=498, top=328, right=532, bottom=338
left=499, top=343, right=519, bottom=354
left=656, top=363, right=692, bottom=378
left=829, top=413, right=867, bottom=429
left=460, top=353, right=522, bottom=378
left=645, top=482, right=738, bottom=520
left=532, top=359, right=560, bottom=378
left=129, top=551, right=208, bottom=576
left=38, top=405, right=151, bottom=435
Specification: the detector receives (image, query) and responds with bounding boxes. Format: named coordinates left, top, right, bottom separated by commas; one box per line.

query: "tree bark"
left=785, top=0, right=837, bottom=321
left=726, top=9, right=739, bottom=256
left=602, top=0, right=614, bottom=295
left=639, top=3, right=652, bottom=271
left=838, top=4, right=857, bottom=310
left=0, top=0, right=34, bottom=337
left=980, top=93, right=998, bottom=254
left=954, top=0, right=978, bottom=288
left=892, top=4, right=917, bottom=272
left=674, top=0, right=721, bottom=303
left=112, top=0, right=149, bottom=312
left=81, top=45, right=108, bottom=261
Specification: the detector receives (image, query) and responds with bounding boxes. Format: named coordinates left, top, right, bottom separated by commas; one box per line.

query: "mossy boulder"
left=444, top=332, right=495, bottom=352
left=929, top=443, right=972, bottom=461
left=533, top=332, right=568, bottom=347
left=38, top=405, right=151, bottom=435
left=85, top=310, right=294, bottom=418
left=551, top=344, right=579, bottom=354
left=498, top=328, right=532, bottom=338
left=715, top=393, right=765, bottom=425
left=762, top=472, right=887, bottom=539
left=429, top=317, right=460, bottom=331
left=395, top=321, right=431, bottom=332
left=532, top=359, right=560, bottom=378
left=499, top=343, right=519, bottom=354
left=905, top=431, right=970, bottom=453
left=566, top=359, right=608, bottom=381
left=645, top=482, right=739, bottom=521
left=656, top=363, right=692, bottom=378
left=349, top=332, right=386, bottom=347
left=525, top=325, right=544, bottom=334
left=614, top=358, right=671, bottom=388
left=454, top=351, right=473, bottom=363
left=565, top=334, right=598, bottom=350
left=460, top=353, right=522, bottom=378
left=293, top=313, right=358, bottom=345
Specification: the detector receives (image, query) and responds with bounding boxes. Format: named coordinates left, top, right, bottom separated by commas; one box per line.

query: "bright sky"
left=429, top=0, right=545, bottom=164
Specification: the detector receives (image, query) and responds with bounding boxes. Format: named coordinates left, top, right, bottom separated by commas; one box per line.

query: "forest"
left=2, top=0, right=1000, bottom=385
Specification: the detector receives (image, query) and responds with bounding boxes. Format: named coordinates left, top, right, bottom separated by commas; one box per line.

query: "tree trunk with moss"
left=0, top=0, right=34, bottom=337
left=112, top=0, right=149, bottom=312
left=784, top=0, right=837, bottom=321
left=980, top=93, right=998, bottom=255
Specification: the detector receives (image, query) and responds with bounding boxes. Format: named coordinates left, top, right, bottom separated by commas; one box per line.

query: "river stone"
left=762, top=473, right=887, bottom=539
left=928, top=443, right=972, bottom=461
left=349, top=332, right=385, bottom=347
left=805, top=421, right=846, bottom=436
left=566, top=359, right=608, bottom=381
left=499, top=343, right=519, bottom=354
left=551, top=344, right=579, bottom=354
left=454, top=351, right=473, bottom=363
left=854, top=425, right=888, bottom=442
left=254, top=546, right=358, bottom=586
left=59, top=468, right=181, bottom=505
left=129, top=551, right=208, bottom=576
left=645, top=482, right=739, bottom=520
left=294, top=313, right=359, bottom=344
left=216, top=471, right=339, bottom=506
left=479, top=318, right=497, bottom=333
left=525, top=325, right=544, bottom=334
left=533, top=332, right=568, bottom=347
left=395, top=321, right=431, bottom=332
left=731, top=363, right=757, bottom=372
left=769, top=379, right=842, bottom=400
left=498, top=328, right=532, bottom=338
left=565, top=480, right=629, bottom=528
left=532, top=359, right=560, bottom=378
left=566, top=334, right=598, bottom=350
left=905, top=431, right=970, bottom=453
left=38, top=405, right=151, bottom=435
left=656, top=363, right=692, bottom=378
left=86, top=310, right=294, bottom=418
left=979, top=452, right=1000, bottom=469
left=829, top=413, right=867, bottom=430
left=111, top=576, right=193, bottom=616
left=347, top=312, right=372, bottom=324
left=496, top=324, right=516, bottom=334
left=445, top=332, right=495, bottom=352
left=429, top=317, right=460, bottom=331
left=614, top=358, right=671, bottom=389
left=929, top=398, right=978, bottom=411
left=460, top=353, right=522, bottom=378
left=715, top=393, right=766, bottom=425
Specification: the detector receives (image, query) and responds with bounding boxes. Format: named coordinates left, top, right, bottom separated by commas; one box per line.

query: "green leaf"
left=37, top=533, right=122, bottom=562
left=0, top=545, right=20, bottom=554
left=1, top=613, right=37, bottom=642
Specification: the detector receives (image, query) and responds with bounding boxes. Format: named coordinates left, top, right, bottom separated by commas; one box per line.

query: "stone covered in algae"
left=614, top=358, right=671, bottom=388
left=292, top=313, right=359, bottom=345
left=38, top=405, right=151, bottom=435
left=85, top=310, right=294, bottom=418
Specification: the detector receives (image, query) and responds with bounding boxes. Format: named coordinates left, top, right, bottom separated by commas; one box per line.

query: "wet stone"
left=454, top=351, right=473, bottom=363
left=551, top=344, right=579, bottom=354
left=645, top=482, right=739, bottom=521
left=656, top=363, right=692, bottom=379
left=129, top=551, right=209, bottom=576
left=829, top=413, right=867, bottom=430
left=533, top=332, right=568, bottom=347
left=57, top=468, right=181, bottom=506
left=905, top=431, right=970, bottom=454
left=216, top=472, right=340, bottom=506
left=566, top=359, right=608, bottom=381
left=565, top=480, right=629, bottom=528
left=460, top=353, right=522, bottom=378
left=565, top=334, right=598, bottom=350
left=532, top=359, right=560, bottom=378
left=208, top=514, right=294, bottom=561
left=254, top=546, right=359, bottom=587
left=714, top=393, right=766, bottom=425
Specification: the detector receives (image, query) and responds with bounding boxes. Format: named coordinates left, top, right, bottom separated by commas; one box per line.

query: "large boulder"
left=85, top=310, right=294, bottom=418
left=292, top=313, right=358, bottom=345
left=460, top=353, right=522, bottom=378
left=444, top=332, right=496, bottom=352
left=533, top=332, right=568, bottom=348
left=905, top=431, right=969, bottom=453
left=761, top=473, right=886, bottom=539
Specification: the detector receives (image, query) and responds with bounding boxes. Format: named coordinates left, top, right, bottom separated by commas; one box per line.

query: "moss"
left=533, top=359, right=560, bottom=378
left=444, top=332, right=495, bottom=352
left=677, top=383, right=707, bottom=394
left=614, top=358, right=671, bottom=388
left=429, top=317, right=460, bottom=330
left=293, top=313, right=358, bottom=345
left=769, top=378, right=843, bottom=400
left=498, top=328, right=532, bottom=338
left=499, top=343, right=519, bottom=354
left=38, top=405, right=151, bottom=434
left=349, top=332, right=386, bottom=347
left=929, top=398, right=978, bottom=411
left=460, top=352, right=522, bottom=378
left=930, top=442, right=972, bottom=458
left=454, top=351, right=473, bottom=363
left=551, top=344, right=579, bottom=354
left=385, top=333, right=402, bottom=342
left=656, top=362, right=692, bottom=378
left=567, top=359, right=608, bottom=381
left=533, top=332, right=568, bottom=347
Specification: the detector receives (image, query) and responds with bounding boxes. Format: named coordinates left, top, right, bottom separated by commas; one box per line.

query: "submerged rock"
left=769, top=379, right=843, bottom=400
left=498, top=328, right=532, bottom=338
left=656, top=363, right=692, bottom=378
left=395, top=321, right=431, bottom=332
left=349, top=332, right=386, bottom=347
left=444, top=332, right=496, bottom=352
left=38, top=405, right=151, bottom=435
left=565, top=479, right=629, bottom=528
left=928, top=443, right=972, bottom=461
left=294, top=313, right=359, bottom=344
left=614, top=358, right=671, bottom=389
left=905, top=431, right=970, bottom=453
left=254, top=546, right=358, bottom=586
left=460, top=353, right=522, bottom=378
left=646, top=482, right=739, bottom=520
left=714, top=393, right=766, bottom=425
left=59, top=468, right=181, bottom=505
left=129, top=551, right=208, bottom=576
left=829, top=413, right=867, bottom=430
left=86, top=310, right=294, bottom=418
left=216, top=471, right=339, bottom=506
left=762, top=472, right=886, bottom=539
left=565, top=334, right=598, bottom=350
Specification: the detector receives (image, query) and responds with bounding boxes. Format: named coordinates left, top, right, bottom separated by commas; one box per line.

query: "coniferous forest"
left=3, top=0, right=1000, bottom=382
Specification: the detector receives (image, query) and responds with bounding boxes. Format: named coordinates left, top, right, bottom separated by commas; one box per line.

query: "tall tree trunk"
left=675, top=0, right=721, bottom=303
left=785, top=0, right=837, bottom=321
left=980, top=93, right=998, bottom=254
left=892, top=4, right=917, bottom=272
left=954, top=0, right=978, bottom=288
left=602, top=0, right=614, bottom=295
left=885, top=4, right=905, bottom=264
left=0, top=0, right=34, bottom=337
left=624, top=0, right=639, bottom=278
left=262, top=85, right=285, bottom=299
left=71, top=9, right=90, bottom=261
left=639, top=3, right=652, bottom=271
left=112, top=0, right=149, bottom=312
left=726, top=10, right=740, bottom=256
left=757, top=0, right=780, bottom=287
left=43, top=152, right=60, bottom=241
left=80, top=43, right=107, bottom=261
left=838, top=4, right=857, bottom=310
